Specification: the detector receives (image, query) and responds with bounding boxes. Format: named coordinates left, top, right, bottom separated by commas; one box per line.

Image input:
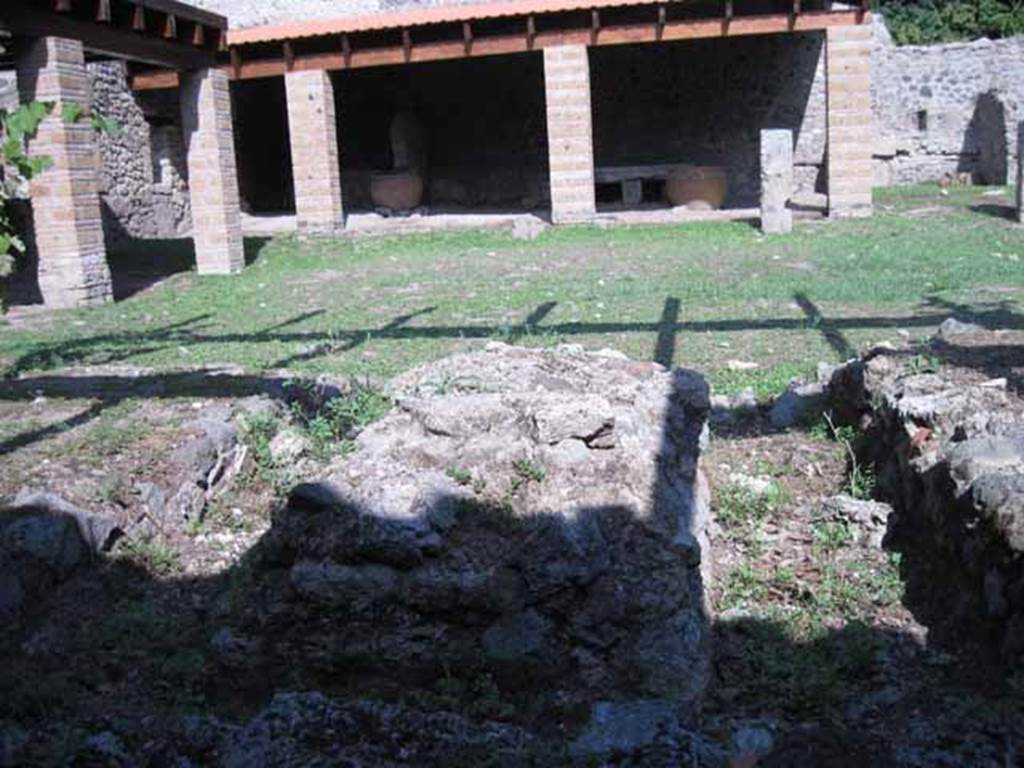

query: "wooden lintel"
left=132, top=5, right=146, bottom=31
left=130, top=10, right=869, bottom=90
left=462, top=21, right=472, bottom=55
left=526, top=15, right=536, bottom=50
left=591, top=10, right=600, bottom=45
left=402, top=28, right=412, bottom=62
left=1, top=0, right=216, bottom=69
left=283, top=41, right=295, bottom=70
left=96, top=0, right=111, bottom=23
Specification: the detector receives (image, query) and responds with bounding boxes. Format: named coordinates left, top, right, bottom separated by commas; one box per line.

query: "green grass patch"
left=2, top=186, right=1023, bottom=402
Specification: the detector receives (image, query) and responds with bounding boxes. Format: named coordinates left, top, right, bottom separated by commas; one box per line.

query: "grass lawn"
left=2, top=185, right=1023, bottom=397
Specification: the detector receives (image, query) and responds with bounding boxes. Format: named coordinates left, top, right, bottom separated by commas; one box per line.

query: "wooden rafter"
left=2, top=0, right=223, bottom=69
left=125, top=7, right=864, bottom=90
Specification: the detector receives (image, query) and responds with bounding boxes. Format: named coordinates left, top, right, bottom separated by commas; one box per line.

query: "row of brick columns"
left=16, top=36, right=244, bottom=307
left=15, top=32, right=876, bottom=308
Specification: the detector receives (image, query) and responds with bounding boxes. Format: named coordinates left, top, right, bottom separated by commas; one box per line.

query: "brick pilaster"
left=179, top=68, right=244, bottom=274
left=543, top=45, right=596, bottom=224
left=285, top=70, right=344, bottom=231
left=826, top=24, right=873, bottom=218
left=17, top=37, right=112, bottom=308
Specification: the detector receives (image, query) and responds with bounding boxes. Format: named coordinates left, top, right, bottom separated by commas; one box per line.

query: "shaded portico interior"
left=2, top=0, right=874, bottom=307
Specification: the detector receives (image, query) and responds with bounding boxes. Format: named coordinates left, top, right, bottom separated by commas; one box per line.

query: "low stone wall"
left=829, top=329, right=1024, bottom=665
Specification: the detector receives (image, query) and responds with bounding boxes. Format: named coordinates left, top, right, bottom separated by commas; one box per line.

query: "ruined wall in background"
left=872, top=16, right=1024, bottom=185
left=89, top=62, right=191, bottom=241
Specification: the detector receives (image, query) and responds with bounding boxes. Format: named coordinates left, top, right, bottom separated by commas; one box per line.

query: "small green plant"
left=908, top=353, right=942, bottom=375
left=292, top=383, right=391, bottom=457
left=718, top=561, right=767, bottom=611
left=812, top=519, right=854, bottom=554
left=241, top=412, right=279, bottom=475
left=715, top=481, right=788, bottom=533
left=119, top=538, right=180, bottom=576
left=821, top=412, right=876, bottom=500
left=446, top=465, right=473, bottom=485
left=512, top=458, right=546, bottom=484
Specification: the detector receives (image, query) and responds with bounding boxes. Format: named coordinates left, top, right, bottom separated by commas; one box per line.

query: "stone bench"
left=594, top=163, right=687, bottom=205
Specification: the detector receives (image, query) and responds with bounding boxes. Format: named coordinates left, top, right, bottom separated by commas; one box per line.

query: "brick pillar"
left=1016, top=121, right=1023, bottom=224
left=543, top=45, right=596, bottom=224
left=285, top=70, right=344, bottom=231
left=179, top=68, right=244, bottom=274
left=826, top=24, right=873, bottom=218
left=16, top=37, right=112, bottom=308
left=761, top=129, right=794, bottom=234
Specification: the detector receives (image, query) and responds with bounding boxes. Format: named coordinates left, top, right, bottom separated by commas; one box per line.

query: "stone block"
left=760, top=129, right=793, bottom=234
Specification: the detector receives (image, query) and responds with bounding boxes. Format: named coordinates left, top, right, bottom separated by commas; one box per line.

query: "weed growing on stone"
left=118, top=538, right=181, bottom=576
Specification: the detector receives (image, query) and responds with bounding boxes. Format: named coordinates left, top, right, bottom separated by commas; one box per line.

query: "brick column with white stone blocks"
left=179, top=68, right=244, bottom=274
left=826, top=24, right=873, bottom=218
left=17, top=36, right=112, bottom=308
left=286, top=70, right=344, bottom=231
left=544, top=45, right=596, bottom=224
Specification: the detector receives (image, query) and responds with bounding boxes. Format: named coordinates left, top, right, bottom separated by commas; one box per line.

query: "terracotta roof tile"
left=227, top=0, right=678, bottom=45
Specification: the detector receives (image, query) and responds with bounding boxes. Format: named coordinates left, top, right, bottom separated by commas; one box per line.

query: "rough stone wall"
left=88, top=62, right=190, bottom=241
left=872, top=16, right=1024, bottom=185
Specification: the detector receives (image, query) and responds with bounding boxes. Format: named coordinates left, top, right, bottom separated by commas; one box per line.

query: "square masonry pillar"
left=17, top=36, right=113, bottom=308
left=285, top=70, right=344, bottom=231
left=543, top=45, right=596, bottom=224
left=761, top=129, right=794, bottom=234
left=826, top=24, right=873, bottom=219
left=179, top=68, right=244, bottom=274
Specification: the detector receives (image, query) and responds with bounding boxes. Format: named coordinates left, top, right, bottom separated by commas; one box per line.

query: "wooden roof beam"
left=2, top=0, right=218, bottom=69
left=130, top=8, right=870, bottom=89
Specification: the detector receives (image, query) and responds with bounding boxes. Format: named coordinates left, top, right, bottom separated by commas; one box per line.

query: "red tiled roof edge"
left=227, top=0, right=680, bottom=45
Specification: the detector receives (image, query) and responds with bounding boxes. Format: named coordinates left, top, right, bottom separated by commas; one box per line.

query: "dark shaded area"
left=335, top=53, right=550, bottom=212
left=5, top=237, right=272, bottom=309
left=590, top=32, right=824, bottom=207
left=107, top=239, right=197, bottom=301
left=960, top=91, right=1009, bottom=185
left=231, top=77, right=295, bottom=214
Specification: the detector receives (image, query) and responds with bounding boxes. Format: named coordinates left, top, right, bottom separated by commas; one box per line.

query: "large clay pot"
left=370, top=170, right=424, bottom=210
left=665, top=165, right=728, bottom=210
